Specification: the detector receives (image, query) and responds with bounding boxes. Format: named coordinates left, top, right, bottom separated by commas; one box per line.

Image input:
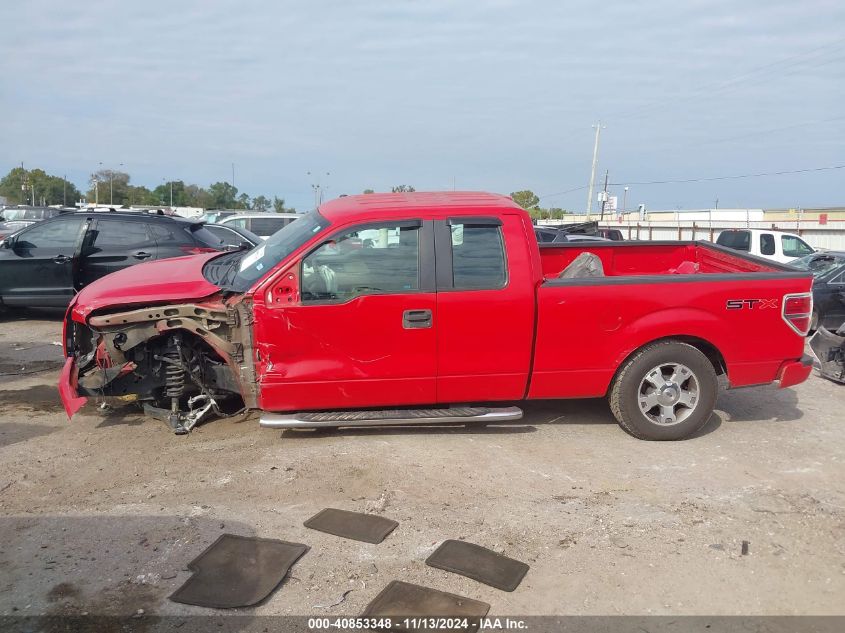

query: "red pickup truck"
left=59, top=192, right=814, bottom=440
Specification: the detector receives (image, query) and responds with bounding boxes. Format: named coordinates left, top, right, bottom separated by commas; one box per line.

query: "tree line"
left=0, top=166, right=296, bottom=212
left=0, top=166, right=569, bottom=217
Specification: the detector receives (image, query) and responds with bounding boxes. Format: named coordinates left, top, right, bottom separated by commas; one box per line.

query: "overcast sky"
left=1, top=0, right=843, bottom=212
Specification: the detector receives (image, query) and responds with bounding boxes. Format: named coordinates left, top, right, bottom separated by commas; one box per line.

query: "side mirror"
left=0, top=238, right=11, bottom=249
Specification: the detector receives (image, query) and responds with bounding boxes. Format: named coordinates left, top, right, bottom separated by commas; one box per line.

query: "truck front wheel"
left=609, top=341, right=718, bottom=440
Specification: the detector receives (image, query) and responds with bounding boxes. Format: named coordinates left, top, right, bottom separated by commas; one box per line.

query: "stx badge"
left=726, top=298, right=779, bottom=310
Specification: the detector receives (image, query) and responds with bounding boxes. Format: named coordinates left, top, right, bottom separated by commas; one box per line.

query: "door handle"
left=403, top=309, right=432, bottom=329
left=53, top=254, right=70, bottom=264
left=133, top=251, right=152, bottom=260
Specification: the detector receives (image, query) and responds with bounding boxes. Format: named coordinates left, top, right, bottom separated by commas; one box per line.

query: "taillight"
left=782, top=293, right=813, bottom=336
left=180, top=246, right=219, bottom=255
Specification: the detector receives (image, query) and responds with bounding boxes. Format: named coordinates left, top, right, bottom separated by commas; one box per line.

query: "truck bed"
left=539, top=240, right=783, bottom=280
left=530, top=240, right=811, bottom=400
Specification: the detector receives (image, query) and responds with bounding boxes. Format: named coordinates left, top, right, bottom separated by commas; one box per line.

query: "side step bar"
left=260, top=406, right=523, bottom=429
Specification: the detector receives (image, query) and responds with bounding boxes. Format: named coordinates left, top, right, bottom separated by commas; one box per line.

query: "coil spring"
left=164, top=346, right=185, bottom=399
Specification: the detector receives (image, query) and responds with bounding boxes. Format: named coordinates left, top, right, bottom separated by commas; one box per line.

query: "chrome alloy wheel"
left=637, top=362, right=700, bottom=426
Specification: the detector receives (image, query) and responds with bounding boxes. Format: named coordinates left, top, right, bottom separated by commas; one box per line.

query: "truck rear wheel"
left=609, top=341, right=718, bottom=440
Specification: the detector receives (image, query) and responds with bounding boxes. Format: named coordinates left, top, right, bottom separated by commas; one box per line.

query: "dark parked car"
left=0, top=211, right=227, bottom=308
left=534, top=227, right=610, bottom=244
left=204, top=223, right=263, bottom=249
left=597, top=228, right=624, bottom=240
left=790, top=251, right=845, bottom=331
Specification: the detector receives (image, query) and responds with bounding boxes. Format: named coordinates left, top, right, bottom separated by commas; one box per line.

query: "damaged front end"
left=809, top=324, right=845, bottom=384
left=61, top=300, right=257, bottom=433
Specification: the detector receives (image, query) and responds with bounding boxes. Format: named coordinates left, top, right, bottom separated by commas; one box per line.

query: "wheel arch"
left=609, top=335, right=727, bottom=395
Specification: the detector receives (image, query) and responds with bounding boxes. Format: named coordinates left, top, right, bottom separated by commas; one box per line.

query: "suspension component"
left=163, top=334, right=185, bottom=432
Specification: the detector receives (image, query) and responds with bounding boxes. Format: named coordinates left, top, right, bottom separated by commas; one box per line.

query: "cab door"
left=0, top=216, right=86, bottom=307
left=78, top=217, right=157, bottom=287
left=256, top=219, right=437, bottom=411
left=433, top=215, right=536, bottom=402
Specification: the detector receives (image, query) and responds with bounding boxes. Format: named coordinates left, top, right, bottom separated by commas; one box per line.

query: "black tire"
left=609, top=340, right=718, bottom=440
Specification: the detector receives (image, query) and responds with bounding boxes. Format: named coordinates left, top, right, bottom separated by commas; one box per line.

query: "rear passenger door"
left=79, top=217, right=156, bottom=286
left=434, top=216, right=536, bottom=402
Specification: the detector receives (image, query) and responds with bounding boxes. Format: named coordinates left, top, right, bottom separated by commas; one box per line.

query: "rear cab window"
left=716, top=230, right=750, bottom=251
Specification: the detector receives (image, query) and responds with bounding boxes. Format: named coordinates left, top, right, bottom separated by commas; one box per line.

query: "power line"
left=538, top=184, right=591, bottom=201
left=609, top=164, right=845, bottom=187
left=538, top=163, right=845, bottom=202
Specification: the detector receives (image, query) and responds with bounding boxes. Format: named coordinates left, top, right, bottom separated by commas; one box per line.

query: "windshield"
left=790, top=253, right=845, bottom=278
left=227, top=210, right=329, bottom=292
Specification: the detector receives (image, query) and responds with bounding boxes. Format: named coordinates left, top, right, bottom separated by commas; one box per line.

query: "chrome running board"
left=260, top=406, right=523, bottom=429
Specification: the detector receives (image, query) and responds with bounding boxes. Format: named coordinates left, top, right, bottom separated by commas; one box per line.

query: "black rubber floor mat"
left=425, top=539, right=529, bottom=592
left=304, top=508, right=398, bottom=544
left=361, top=580, right=490, bottom=632
left=169, top=534, right=308, bottom=608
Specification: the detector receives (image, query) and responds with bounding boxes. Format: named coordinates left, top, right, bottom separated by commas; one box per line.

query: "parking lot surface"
left=1, top=311, right=843, bottom=618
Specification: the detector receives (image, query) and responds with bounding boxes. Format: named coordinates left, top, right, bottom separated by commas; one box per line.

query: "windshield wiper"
left=219, top=254, right=246, bottom=290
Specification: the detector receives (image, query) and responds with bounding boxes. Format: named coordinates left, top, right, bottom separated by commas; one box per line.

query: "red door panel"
left=435, top=214, right=536, bottom=402
left=254, top=219, right=437, bottom=412
left=257, top=294, right=437, bottom=411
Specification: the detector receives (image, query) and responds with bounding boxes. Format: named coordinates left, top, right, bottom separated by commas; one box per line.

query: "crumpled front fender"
left=59, top=357, right=88, bottom=419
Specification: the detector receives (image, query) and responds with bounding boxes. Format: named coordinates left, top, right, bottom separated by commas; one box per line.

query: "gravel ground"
left=0, top=310, right=843, bottom=620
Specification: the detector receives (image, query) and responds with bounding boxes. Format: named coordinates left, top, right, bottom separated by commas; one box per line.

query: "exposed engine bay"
left=66, top=301, right=256, bottom=434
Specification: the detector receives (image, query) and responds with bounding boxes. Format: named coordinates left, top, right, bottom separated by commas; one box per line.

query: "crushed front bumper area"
left=59, top=300, right=256, bottom=433
left=59, top=357, right=88, bottom=419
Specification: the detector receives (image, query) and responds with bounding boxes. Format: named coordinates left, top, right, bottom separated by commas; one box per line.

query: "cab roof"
left=318, top=191, right=522, bottom=223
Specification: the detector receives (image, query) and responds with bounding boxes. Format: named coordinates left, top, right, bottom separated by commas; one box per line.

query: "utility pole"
left=231, top=163, right=235, bottom=190
left=586, top=122, right=604, bottom=214
left=96, top=162, right=103, bottom=206
left=622, top=186, right=629, bottom=214
left=19, top=162, right=26, bottom=204
left=599, top=170, right=609, bottom=220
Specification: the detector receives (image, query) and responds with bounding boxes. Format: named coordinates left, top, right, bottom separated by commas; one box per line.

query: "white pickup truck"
left=716, top=228, right=815, bottom=263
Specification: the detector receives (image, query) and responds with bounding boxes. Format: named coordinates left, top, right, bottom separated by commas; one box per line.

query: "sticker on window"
left=239, top=245, right=265, bottom=271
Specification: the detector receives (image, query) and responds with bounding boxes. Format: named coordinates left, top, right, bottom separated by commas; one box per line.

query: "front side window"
left=301, top=222, right=420, bottom=303
left=781, top=235, right=814, bottom=258
left=14, top=217, right=84, bottom=250
left=449, top=221, right=506, bottom=290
